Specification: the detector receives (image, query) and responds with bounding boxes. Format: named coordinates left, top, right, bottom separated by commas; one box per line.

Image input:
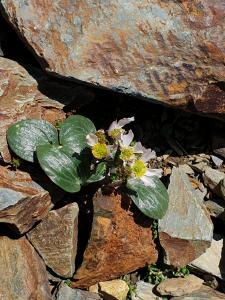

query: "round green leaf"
left=87, top=162, right=106, bottom=183
left=126, top=177, right=169, bottom=219
left=7, top=119, right=58, bottom=162
left=60, top=115, right=96, bottom=155
left=36, top=144, right=81, bottom=193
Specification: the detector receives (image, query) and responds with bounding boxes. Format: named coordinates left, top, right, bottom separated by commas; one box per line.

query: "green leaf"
left=7, top=119, right=58, bottom=162
left=87, top=162, right=106, bottom=183
left=60, top=115, right=96, bottom=155
left=126, top=177, right=168, bottom=219
left=36, top=144, right=81, bottom=193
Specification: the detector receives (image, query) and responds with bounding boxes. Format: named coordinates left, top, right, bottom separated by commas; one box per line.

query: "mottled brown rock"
left=171, top=285, right=225, bottom=300
left=159, top=167, right=213, bottom=267
left=0, top=235, right=52, bottom=300
left=73, top=190, right=157, bottom=288
left=28, top=203, right=79, bottom=278
left=0, top=57, right=65, bottom=162
left=1, top=1, right=225, bottom=116
left=156, top=275, right=203, bottom=297
left=0, top=166, right=61, bottom=234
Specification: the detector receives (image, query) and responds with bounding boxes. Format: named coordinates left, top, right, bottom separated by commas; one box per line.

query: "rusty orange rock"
left=73, top=190, right=157, bottom=288
left=1, top=1, right=225, bottom=115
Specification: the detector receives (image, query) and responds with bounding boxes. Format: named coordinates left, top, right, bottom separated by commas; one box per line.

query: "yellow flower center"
left=109, top=128, right=122, bottom=139
left=92, top=143, right=108, bottom=159
left=120, top=147, right=134, bottom=161
left=131, top=160, right=147, bottom=178
left=96, top=130, right=107, bottom=144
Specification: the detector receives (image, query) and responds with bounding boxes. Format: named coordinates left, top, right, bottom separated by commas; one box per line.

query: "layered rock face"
left=1, top=1, right=225, bottom=115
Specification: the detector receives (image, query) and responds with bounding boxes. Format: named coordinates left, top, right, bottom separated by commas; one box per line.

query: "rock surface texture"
left=156, top=275, right=204, bottom=297
left=98, top=280, right=129, bottom=300
left=0, top=166, right=58, bottom=234
left=0, top=57, right=65, bottom=162
left=159, top=167, right=213, bottom=267
left=1, top=1, right=225, bottom=115
left=170, top=285, right=225, bottom=300
left=28, top=203, right=79, bottom=278
left=0, top=235, right=51, bottom=300
left=73, top=190, right=158, bottom=288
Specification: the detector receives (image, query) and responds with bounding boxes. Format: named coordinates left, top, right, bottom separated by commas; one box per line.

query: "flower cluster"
left=86, top=117, right=162, bottom=187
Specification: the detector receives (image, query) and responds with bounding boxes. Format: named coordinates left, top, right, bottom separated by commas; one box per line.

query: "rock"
left=132, top=281, right=162, bottom=300
left=0, top=57, right=65, bottom=162
left=0, top=166, right=61, bottom=234
left=170, top=285, right=225, bottom=300
left=190, top=235, right=225, bottom=280
left=179, top=164, right=194, bottom=175
left=205, top=200, right=225, bottom=220
left=1, top=1, right=225, bottom=116
left=191, top=162, right=208, bottom=173
left=54, top=282, right=101, bottom=300
left=203, top=167, right=225, bottom=198
left=211, top=155, right=223, bottom=167
left=73, top=190, right=158, bottom=288
left=159, top=167, right=213, bottom=267
left=98, top=280, right=129, bottom=300
left=156, top=275, right=203, bottom=297
left=27, top=203, right=79, bottom=278
left=0, top=235, right=52, bottom=300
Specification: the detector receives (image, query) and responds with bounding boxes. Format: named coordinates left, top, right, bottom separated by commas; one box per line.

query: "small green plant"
left=7, top=115, right=169, bottom=219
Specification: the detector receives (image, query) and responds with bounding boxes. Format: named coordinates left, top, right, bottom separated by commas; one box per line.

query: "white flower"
left=108, top=117, right=134, bottom=139
left=86, top=133, right=98, bottom=147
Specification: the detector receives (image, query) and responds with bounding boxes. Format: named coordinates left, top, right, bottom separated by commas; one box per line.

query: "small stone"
left=179, top=164, right=194, bottom=175
left=190, top=235, right=225, bottom=280
left=205, top=200, right=225, bottom=220
left=132, top=281, right=162, bottom=300
left=203, top=167, right=225, bottom=198
left=54, top=282, right=101, bottom=300
left=211, top=155, right=223, bottom=167
left=99, top=280, right=129, bottom=300
left=89, top=284, right=99, bottom=293
left=73, top=191, right=157, bottom=288
left=0, top=166, right=60, bottom=234
left=28, top=203, right=79, bottom=278
left=159, top=167, right=213, bottom=267
left=0, top=235, right=51, bottom=300
left=191, top=162, right=208, bottom=173
left=156, top=275, right=203, bottom=297
left=170, top=285, right=225, bottom=299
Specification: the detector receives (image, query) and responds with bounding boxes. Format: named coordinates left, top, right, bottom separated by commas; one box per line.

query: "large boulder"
left=0, top=1, right=224, bottom=116
left=73, top=190, right=158, bottom=288
left=0, top=166, right=62, bottom=234
left=28, top=203, right=79, bottom=278
left=0, top=235, right=52, bottom=300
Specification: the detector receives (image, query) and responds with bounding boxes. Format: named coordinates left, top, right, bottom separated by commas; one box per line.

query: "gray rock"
left=1, top=1, right=225, bottom=116
left=205, top=200, right=225, bottom=220
left=0, top=235, right=52, bottom=300
left=211, top=156, right=223, bottom=167
left=28, top=203, right=79, bottom=278
left=159, top=167, right=213, bottom=267
left=170, top=285, right=225, bottom=300
left=54, top=282, right=101, bottom=300
left=132, top=281, right=162, bottom=300
left=0, top=166, right=60, bottom=234
left=179, top=164, right=194, bottom=175
left=190, top=235, right=225, bottom=280
left=203, top=167, right=225, bottom=198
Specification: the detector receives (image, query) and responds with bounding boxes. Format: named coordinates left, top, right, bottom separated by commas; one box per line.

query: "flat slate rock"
left=28, top=203, right=79, bottom=278
left=171, top=285, right=225, bottom=300
left=1, top=1, right=225, bottom=116
left=0, top=235, right=51, bottom=300
left=0, top=166, right=61, bottom=234
left=159, top=167, right=213, bottom=267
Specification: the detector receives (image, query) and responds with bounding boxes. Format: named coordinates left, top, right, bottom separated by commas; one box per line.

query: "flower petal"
left=120, top=130, right=134, bottom=147
left=108, top=120, right=118, bottom=133
left=117, top=117, right=134, bottom=128
left=141, top=149, right=156, bottom=162
left=145, top=168, right=162, bottom=178
left=140, top=175, right=156, bottom=187
left=133, top=142, right=144, bottom=154
left=86, top=133, right=98, bottom=146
